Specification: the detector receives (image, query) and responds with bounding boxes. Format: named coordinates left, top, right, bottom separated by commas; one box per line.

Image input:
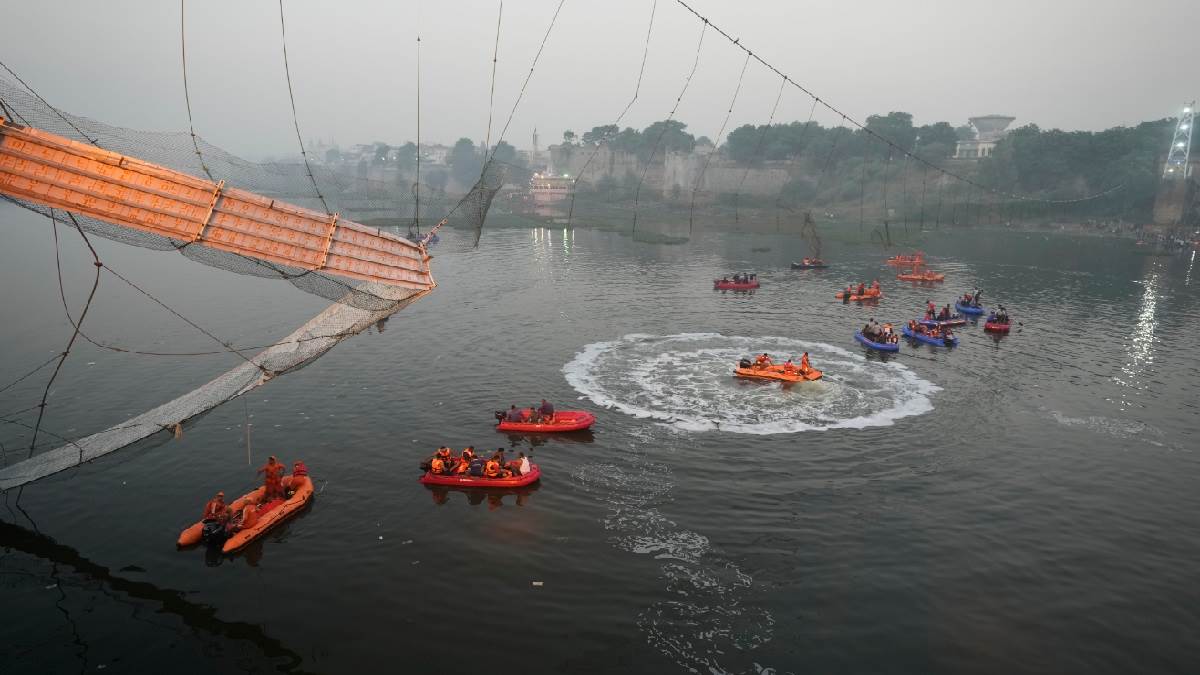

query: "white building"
left=954, top=115, right=1016, bottom=159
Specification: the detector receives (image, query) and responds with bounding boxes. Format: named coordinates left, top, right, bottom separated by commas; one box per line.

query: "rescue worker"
left=927, top=300, right=936, bottom=316
left=284, top=461, right=308, bottom=496
left=506, top=405, right=524, bottom=422
left=843, top=284, right=852, bottom=303
left=782, top=359, right=797, bottom=374
left=754, top=353, right=772, bottom=369
left=455, top=447, right=476, bottom=474
left=799, top=352, right=811, bottom=374
left=857, top=282, right=866, bottom=297
left=484, top=458, right=503, bottom=479
left=871, top=279, right=880, bottom=291
left=538, top=399, right=555, bottom=423
left=257, top=455, right=285, bottom=501
left=203, top=491, right=228, bottom=524
left=430, top=457, right=448, bottom=475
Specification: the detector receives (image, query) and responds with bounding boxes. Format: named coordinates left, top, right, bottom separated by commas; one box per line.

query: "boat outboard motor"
left=739, top=358, right=753, bottom=369
left=494, top=410, right=506, bottom=423
left=201, top=519, right=228, bottom=545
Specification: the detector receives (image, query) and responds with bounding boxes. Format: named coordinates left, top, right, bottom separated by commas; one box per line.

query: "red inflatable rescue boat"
left=714, top=279, right=760, bottom=290
left=496, top=410, right=596, bottom=433
left=420, top=464, right=541, bottom=488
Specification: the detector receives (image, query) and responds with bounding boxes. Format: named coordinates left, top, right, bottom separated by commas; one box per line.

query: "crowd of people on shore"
left=425, top=446, right=531, bottom=480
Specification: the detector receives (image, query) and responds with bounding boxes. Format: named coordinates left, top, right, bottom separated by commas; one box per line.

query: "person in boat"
left=782, top=358, right=796, bottom=374
left=843, top=284, right=852, bottom=303
left=722, top=276, right=729, bottom=282
left=856, top=282, right=866, bottom=297
left=284, top=461, right=309, bottom=496
left=257, top=455, right=286, bottom=501
left=454, top=447, right=476, bottom=474
left=506, top=451, right=530, bottom=476
left=538, top=399, right=555, bottom=423
left=484, top=458, right=512, bottom=479
left=528, top=405, right=542, bottom=424
left=754, top=353, right=772, bottom=369
left=506, top=405, right=524, bottom=423
left=939, top=305, right=951, bottom=321
left=203, top=491, right=229, bottom=525
left=799, top=352, right=811, bottom=374
left=926, top=300, right=936, bottom=316
left=871, top=279, right=881, bottom=291
left=972, top=287, right=982, bottom=306
left=234, top=501, right=260, bottom=532
left=430, top=457, right=449, bottom=475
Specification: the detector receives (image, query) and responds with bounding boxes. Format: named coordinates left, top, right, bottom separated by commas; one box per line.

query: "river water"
left=2, top=202, right=1198, bottom=674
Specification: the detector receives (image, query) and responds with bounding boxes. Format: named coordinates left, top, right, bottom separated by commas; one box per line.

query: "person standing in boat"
left=257, top=456, right=286, bottom=501
left=538, top=399, right=555, bottom=423
left=799, top=352, right=811, bottom=374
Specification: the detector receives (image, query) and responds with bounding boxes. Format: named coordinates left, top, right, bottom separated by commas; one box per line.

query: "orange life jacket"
left=203, top=499, right=225, bottom=520
left=430, top=458, right=446, bottom=474
left=800, top=354, right=810, bottom=371
left=484, top=460, right=501, bottom=478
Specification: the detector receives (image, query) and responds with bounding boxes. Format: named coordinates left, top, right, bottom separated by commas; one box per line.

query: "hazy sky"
left=2, top=0, right=1196, bottom=159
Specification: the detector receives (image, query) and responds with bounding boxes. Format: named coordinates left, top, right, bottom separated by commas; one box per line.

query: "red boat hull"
left=496, top=410, right=596, bottom=432
left=984, top=322, right=1011, bottom=333
left=420, top=464, right=541, bottom=487
left=714, top=280, right=759, bottom=290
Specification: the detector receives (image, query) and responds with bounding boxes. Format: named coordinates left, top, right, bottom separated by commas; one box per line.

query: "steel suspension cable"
left=689, top=51, right=749, bottom=233
left=666, top=0, right=1123, bottom=206
left=631, top=19, right=707, bottom=233
left=566, top=0, right=657, bottom=228
left=179, top=0, right=214, bottom=181
left=733, top=75, right=786, bottom=224
left=277, top=0, right=330, bottom=215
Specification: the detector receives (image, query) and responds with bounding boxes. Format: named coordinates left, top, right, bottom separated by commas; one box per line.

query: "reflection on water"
left=1115, top=266, right=1160, bottom=411
left=426, top=482, right=540, bottom=508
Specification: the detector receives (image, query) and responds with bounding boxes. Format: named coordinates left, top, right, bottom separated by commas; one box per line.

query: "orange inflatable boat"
left=177, top=474, right=314, bottom=553
left=735, top=364, right=823, bottom=382
left=836, top=289, right=882, bottom=301
left=896, top=271, right=945, bottom=282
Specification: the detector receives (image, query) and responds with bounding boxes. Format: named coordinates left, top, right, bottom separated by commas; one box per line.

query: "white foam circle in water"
left=564, top=333, right=939, bottom=434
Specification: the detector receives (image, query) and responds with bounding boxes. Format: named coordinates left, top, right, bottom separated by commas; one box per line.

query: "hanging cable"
left=859, top=135, right=870, bottom=234
left=772, top=96, right=820, bottom=228
left=733, top=75, right=786, bottom=224
left=918, top=162, right=928, bottom=230
left=412, top=34, right=422, bottom=235
left=632, top=19, right=707, bottom=233
left=277, top=0, right=330, bottom=215
left=0, top=59, right=99, bottom=146
left=666, top=0, right=1123, bottom=207
left=179, top=0, right=214, bottom=181
left=484, top=1, right=503, bottom=151
left=566, top=0, right=657, bottom=228
left=688, top=51, right=749, bottom=233
left=25, top=214, right=102, bottom=461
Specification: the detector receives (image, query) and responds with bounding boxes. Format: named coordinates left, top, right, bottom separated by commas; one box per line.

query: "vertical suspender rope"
left=277, top=0, right=330, bottom=215
left=632, top=19, right=706, bottom=234
left=689, top=52, right=749, bottom=233
left=180, top=0, right=214, bottom=181
left=567, top=0, right=657, bottom=229
left=733, top=75, right=786, bottom=225
left=484, top=2, right=503, bottom=152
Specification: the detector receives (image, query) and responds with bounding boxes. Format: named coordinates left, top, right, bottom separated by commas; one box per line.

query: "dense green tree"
left=638, top=120, right=695, bottom=162
left=449, top=137, right=482, bottom=187
left=581, top=124, right=620, bottom=146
